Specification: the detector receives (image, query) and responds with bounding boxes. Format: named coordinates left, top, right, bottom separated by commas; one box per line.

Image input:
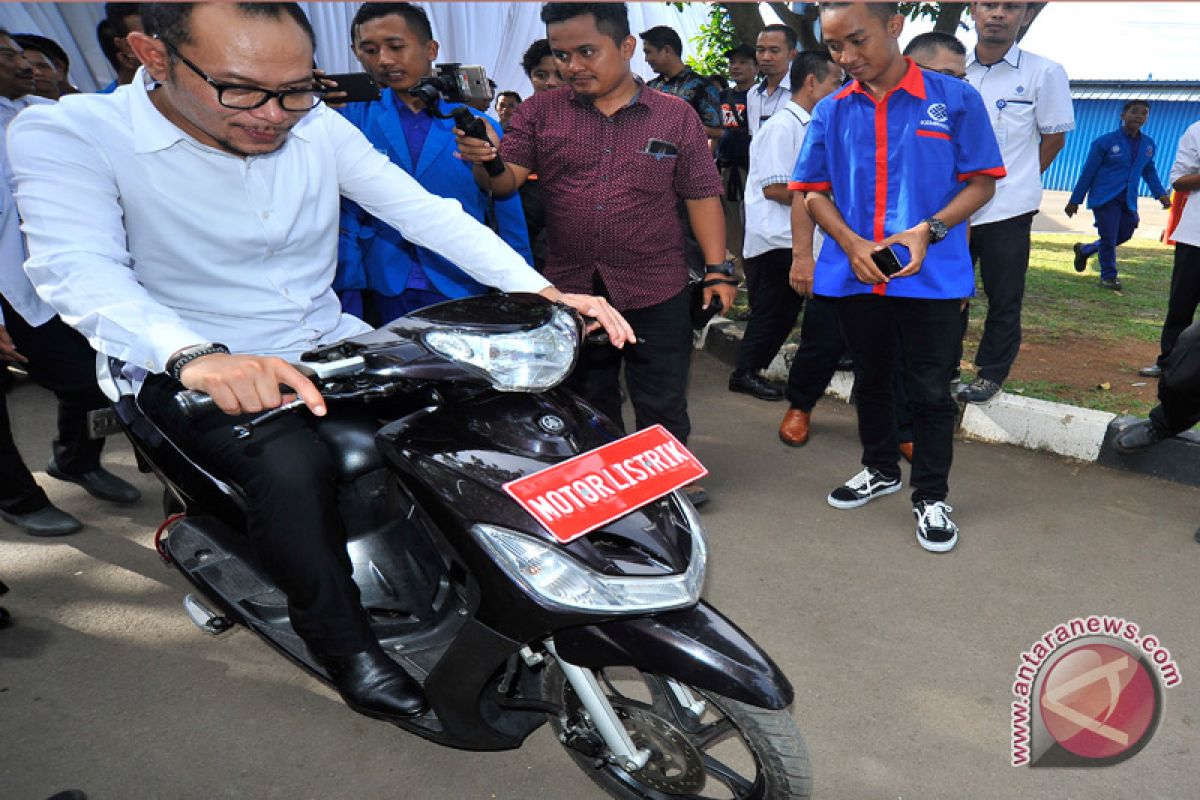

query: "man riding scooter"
left=10, top=1, right=632, bottom=722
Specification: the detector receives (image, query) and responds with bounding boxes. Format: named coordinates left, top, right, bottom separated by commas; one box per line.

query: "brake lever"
left=232, top=398, right=308, bottom=440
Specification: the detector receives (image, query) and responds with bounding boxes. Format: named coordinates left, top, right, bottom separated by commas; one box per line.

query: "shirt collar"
left=967, top=42, right=1021, bottom=69
left=833, top=57, right=926, bottom=102
left=784, top=100, right=811, bottom=124
left=569, top=75, right=647, bottom=112
left=755, top=72, right=791, bottom=96
left=130, top=66, right=313, bottom=155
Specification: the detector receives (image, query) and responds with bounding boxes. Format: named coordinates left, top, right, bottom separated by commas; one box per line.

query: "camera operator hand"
left=178, top=353, right=326, bottom=417
left=0, top=324, right=27, bottom=364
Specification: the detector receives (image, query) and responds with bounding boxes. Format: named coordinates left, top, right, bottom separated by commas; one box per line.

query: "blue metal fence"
left=1042, top=98, right=1200, bottom=197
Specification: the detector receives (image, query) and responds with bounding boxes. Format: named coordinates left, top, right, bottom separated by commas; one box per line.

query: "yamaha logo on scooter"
left=538, top=414, right=567, bottom=434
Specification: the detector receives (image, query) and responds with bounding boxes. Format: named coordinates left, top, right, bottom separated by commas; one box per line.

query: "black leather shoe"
left=1073, top=243, right=1089, bottom=273
left=1100, top=277, right=1123, bottom=291
left=957, top=378, right=1002, bottom=404
left=317, top=645, right=427, bottom=719
left=1113, top=420, right=1170, bottom=454
left=0, top=504, right=83, bottom=536
left=728, top=370, right=784, bottom=401
left=46, top=459, right=141, bottom=504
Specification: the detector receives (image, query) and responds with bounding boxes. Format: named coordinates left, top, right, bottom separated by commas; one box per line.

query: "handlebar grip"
left=452, top=107, right=506, bottom=177
left=175, top=390, right=218, bottom=419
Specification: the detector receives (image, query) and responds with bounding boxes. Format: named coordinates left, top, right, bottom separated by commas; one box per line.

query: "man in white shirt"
left=729, top=53, right=843, bottom=414
left=0, top=29, right=139, bottom=538
left=1143, top=120, right=1200, bottom=377
left=958, top=2, right=1074, bottom=404
left=10, top=2, right=630, bottom=722
left=746, top=24, right=797, bottom=137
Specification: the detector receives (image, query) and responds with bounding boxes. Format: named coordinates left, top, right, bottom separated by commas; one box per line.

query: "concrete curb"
left=698, top=318, right=1121, bottom=464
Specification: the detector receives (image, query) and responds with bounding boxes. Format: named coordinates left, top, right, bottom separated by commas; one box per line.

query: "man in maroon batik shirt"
left=457, top=2, right=733, bottom=507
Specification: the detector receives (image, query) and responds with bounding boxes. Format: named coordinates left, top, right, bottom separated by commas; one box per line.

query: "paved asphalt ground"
left=2, top=352, right=1197, bottom=800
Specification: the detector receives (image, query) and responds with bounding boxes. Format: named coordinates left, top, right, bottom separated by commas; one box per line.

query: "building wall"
left=1043, top=99, right=1200, bottom=197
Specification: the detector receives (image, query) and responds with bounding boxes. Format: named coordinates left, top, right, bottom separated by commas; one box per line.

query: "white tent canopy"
left=0, top=2, right=713, bottom=97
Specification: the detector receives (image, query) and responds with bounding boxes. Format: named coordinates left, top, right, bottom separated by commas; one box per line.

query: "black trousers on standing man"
left=966, top=211, right=1036, bottom=385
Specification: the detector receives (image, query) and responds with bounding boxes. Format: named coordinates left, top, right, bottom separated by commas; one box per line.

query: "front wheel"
left=541, top=663, right=812, bottom=799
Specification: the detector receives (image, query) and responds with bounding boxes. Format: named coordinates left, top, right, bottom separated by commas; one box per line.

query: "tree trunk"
left=933, top=3, right=967, bottom=34
left=766, top=2, right=823, bottom=51
left=722, top=2, right=766, bottom=48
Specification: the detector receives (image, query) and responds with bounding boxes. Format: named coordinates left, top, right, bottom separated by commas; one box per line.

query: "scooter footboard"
left=552, top=601, right=794, bottom=710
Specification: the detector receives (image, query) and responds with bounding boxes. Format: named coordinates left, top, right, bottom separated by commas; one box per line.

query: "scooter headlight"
left=470, top=495, right=708, bottom=614
left=423, top=306, right=579, bottom=391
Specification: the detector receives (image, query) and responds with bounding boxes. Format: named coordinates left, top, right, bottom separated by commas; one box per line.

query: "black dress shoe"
left=316, top=645, right=427, bottom=719
left=46, top=459, right=141, bottom=505
left=728, top=370, right=784, bottom=401
left=1073, top=243, right=1090, bottom=273
left=957, top=378, right=1001, bottom=404
left=1113, top=420, right=1170, bottom=454
left=0, top=504, right=83, bottom=536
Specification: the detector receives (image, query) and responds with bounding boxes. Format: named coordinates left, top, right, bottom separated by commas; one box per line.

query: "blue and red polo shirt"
left=789, top=58, right=1005, bottom=299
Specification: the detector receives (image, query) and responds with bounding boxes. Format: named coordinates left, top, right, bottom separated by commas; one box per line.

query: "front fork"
left=544, top=638, right=706, bottom=774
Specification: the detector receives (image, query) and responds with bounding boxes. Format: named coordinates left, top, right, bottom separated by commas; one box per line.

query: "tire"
left=541, top=662, right=812, bottom=800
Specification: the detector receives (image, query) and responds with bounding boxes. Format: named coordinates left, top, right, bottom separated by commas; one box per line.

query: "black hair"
left=759, top=24, right=798, bottom=51
left=105, top=3, right=142, bottom=38
left=903, top=31, right=966, bottom=58
left=497, top=90, right=522, bottom=103
left=819, top=3, right=900, bottom=24
left=724, top=43, right=757, bottom=63
left=789, top=50, right=834, bottom=89
left=540, top=3, right=630, bottom=45
left=1123, top=99, right=1150, bottom=112
left=640, top=25, right=682, bottom=57
left=350, top=2, right=432, bottom=45
left=96, top=19, right=120, bottom=69
left=12, top=34, right=69, bottom=72
left=521, top=38, right=553, bottom=76
left=141, top=3, right=315, bottom=50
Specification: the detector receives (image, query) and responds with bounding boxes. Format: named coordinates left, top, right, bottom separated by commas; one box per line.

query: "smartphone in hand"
left=870, top=245, right=905, bottom=277
left=319, top=72, right=381, bottom=104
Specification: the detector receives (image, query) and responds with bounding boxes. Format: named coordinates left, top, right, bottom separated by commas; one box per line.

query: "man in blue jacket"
left=1066, top=100, right=1171, bottom=291
left=337, top=2, right=532, bottom=323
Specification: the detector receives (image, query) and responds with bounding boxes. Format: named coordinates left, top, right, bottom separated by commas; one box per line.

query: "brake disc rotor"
left=614, top=705, right=706, bottom=795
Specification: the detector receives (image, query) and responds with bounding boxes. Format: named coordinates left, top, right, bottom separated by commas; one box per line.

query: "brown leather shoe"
left=899, top=442, right=913, bottom=463
left=778, top=408, right=811, bottom=447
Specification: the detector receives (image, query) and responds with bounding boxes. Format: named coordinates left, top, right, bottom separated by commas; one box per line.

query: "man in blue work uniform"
left=791, top=2, right=1004, bottom=553
left=337, top=2, right=532, bottom=323
left=1066, top=99, right=1172, bottom=291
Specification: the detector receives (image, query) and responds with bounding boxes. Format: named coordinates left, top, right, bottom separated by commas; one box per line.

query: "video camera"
left=411, top=63, right=505, bottom=178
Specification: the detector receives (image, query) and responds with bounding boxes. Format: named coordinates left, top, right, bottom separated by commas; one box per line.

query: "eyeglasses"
left=160, top=38, right=325, bottom=112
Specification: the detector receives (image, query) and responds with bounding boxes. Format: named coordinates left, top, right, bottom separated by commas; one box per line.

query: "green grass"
left=731, top=233, right=1175, bottom=415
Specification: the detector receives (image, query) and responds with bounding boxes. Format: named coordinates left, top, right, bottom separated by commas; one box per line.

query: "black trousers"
left=567, top=288, right=694, bottom=443
left=784, top=295, right=845, bottom=412
left=140, top=375, right=373, bottom=656
left=1152, top=319, right=1200, bottom=435
left=967, top=212, right=1035, bottom=384
left=836, top=294, right=961, bottom=503
left=0, top=383, right=50, bottom=515
left=0, top=298, right=106, bottom=476
left=1157, top=242, right=1200, bottom=368
left=737, top=248, right=803, bottom=372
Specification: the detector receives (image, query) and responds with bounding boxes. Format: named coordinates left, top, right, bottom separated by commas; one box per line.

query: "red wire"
left=155, top=513, right=185, bottom=563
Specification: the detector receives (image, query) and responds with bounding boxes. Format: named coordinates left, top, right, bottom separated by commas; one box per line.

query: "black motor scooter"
left=111, top=294, right=812, bottom=799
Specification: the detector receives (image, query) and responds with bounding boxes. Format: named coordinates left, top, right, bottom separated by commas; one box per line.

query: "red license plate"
left=503, top=425, right=708, bottom=544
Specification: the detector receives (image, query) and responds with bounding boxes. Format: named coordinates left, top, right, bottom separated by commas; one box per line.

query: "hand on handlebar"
left=551, top=293, right=636, bottom=349
left=178, top=353, right=326, bottom=417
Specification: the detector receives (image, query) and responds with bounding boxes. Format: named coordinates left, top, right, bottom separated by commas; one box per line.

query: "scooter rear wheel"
left=542, top=662, right=812, bottom=800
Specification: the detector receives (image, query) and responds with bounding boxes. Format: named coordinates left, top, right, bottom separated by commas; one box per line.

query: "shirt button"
left=282, top=288, right=291, bottom=297
left=596, top=203, right=604, bottom=210
left=262, top=211, right=271, bottom=219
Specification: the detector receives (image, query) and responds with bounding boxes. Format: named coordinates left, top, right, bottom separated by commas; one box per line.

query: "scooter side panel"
left=551, top=601, right=795, bottom=710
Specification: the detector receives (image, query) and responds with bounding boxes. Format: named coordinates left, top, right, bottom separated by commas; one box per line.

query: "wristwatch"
left=924, top=216, right=949, bottom=244
left=705, top=258, right=737, bottom=277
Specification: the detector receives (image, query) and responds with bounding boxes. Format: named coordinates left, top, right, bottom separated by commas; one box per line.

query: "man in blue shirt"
left=337, top=2, right=532, bottom=323
left=791, top=2, right=1004, bottom=553
left=1067, top=99, right=1171, bottom=290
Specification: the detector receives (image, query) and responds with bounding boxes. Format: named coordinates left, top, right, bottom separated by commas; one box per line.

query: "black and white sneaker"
left=914, top=501, right=958, bottom=553
left=827, top=468, right=902, bottom=510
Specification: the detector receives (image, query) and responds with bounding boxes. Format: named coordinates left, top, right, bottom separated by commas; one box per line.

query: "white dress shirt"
left=1170, top=121, right=1200, bottom=248
left=8, top=70, right=552, bottom=372
left=746, top=73, right=792, bottom=137
left=742, top=100, right=821, bottom=260
left=966, top=44, right=1074, bottom=225
left=0, top=93, right=56, bottom=327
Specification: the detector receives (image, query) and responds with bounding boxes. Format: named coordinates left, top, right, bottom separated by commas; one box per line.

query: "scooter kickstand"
left=183, top=594, right=234, bottom=635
